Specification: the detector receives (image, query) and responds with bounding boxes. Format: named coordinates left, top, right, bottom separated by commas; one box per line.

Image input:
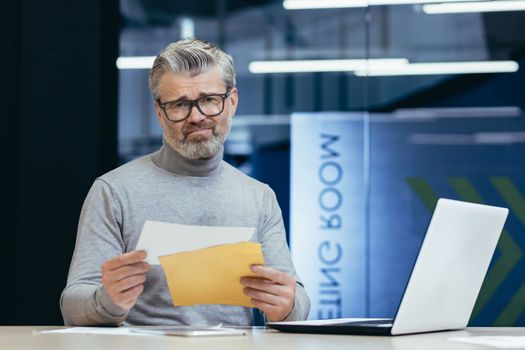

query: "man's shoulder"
left=221, top=161, right=271, bottom=193
left=97, top=152, right=157, bottom=187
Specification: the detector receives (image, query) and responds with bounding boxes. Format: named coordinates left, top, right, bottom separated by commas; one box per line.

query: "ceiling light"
left=354, top=61, right=519, bottom=76
left=116, top=56, right=155, bottom=70
left=249, top=59, right=409, bottom=73
left=283, top=0, right=477, bottom=9
left=423, top=0, right=525, bottom=13
left=393, top=106, right=522, bottom=119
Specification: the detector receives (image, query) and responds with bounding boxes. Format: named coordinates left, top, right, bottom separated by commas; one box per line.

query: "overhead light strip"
left=393, top=106, right=522, bottom=119
left=116, top=56, right=155, bottom=70
left=423, top=0, right=525, bottom=14
left=283, top=0, right=477, bottom=9
left=354, top=61, right=519, bottom=76
left=118, top=57, right=519, bottom=76
left=409, top=132, right=525, bottom=145
left=249, top=59, right=518, bottom=76
left=249, top=59, right=409, bottom=73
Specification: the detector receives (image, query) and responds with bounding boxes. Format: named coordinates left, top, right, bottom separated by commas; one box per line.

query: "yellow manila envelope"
left=159, top=242, right=264, bottom=307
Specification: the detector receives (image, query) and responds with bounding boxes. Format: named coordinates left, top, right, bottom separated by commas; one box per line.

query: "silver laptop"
left=268, top=198, right=509, bottom=336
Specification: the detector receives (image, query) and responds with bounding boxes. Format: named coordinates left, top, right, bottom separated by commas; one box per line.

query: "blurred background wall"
left=1, top=0, right=524, bottom=326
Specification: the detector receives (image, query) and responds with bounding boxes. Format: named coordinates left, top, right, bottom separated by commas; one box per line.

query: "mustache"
left=182, top=119, right=216, bottom=135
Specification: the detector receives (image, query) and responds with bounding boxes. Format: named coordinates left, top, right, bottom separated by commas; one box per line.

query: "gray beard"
left=171, top=116, right=232, bottom=159
left=175, top=135, right=224, bottom=159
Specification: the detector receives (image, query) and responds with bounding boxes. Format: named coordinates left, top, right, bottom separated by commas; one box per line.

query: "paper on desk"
left=36, top=327, right=146, bottom=336
left=135, top=221, right=255, bottom=264
left=37, top=326, right=243, bottom=338
left=159, top=242, right=264, bottom=307
left=449, top=336, right=525, bottom=348
left=130, top=326, right=246, bottom=337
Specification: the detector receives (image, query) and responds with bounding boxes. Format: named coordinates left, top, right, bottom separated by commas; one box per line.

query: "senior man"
left=60, top=38, right=310, bottom=326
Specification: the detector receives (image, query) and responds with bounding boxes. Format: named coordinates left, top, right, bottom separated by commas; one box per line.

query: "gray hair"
left=149, top=38, right=236, bottom=99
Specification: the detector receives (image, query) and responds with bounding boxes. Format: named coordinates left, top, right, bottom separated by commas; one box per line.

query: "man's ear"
left=229, top=87, right=238, bottom=118
left=153, top=99, right=162, bottom=122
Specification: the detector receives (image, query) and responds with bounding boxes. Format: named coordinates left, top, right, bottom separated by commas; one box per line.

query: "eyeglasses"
left=156, top=89, right=232, bottom=122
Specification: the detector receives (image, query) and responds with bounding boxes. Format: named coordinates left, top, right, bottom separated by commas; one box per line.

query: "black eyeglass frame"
left=156, top=89, right=232, bottom=122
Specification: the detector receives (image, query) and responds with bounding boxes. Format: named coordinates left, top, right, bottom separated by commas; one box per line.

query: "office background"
left=1, top=0, right=524, bottom=326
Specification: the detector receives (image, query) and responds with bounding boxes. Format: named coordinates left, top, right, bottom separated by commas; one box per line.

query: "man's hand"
left=101, top=250, right=151, bottom=310
left=240, top=265, right=296, bottom=322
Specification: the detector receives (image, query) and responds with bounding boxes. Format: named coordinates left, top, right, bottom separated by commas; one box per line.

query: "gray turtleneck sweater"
left=60, top=142, right=310, bottom=326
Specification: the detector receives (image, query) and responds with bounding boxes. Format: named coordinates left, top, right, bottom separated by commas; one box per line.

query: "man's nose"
left=187, top=103, right=206, bottom=123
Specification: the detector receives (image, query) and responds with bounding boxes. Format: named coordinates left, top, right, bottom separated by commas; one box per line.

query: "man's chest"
left=117, top=181, right=265, bottom=250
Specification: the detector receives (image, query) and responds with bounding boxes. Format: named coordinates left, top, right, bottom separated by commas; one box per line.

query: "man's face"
left=154, top=68, right=238, bottom=159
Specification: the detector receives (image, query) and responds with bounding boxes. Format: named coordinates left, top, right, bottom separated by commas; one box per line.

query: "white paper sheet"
left=36, top=327, right=146, bottom=336
left=36, top=326, right=245, bottom=338
left=135, top=221, right=255, bottom=264
left=130, top=326, right=246, bottom=337
left=449, top=336, right=525, bottom=348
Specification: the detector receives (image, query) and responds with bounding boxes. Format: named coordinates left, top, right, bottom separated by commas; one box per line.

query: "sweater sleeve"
left=60, top=179, right=129, bottom=326
left=258, top=185, right=310, bottom=321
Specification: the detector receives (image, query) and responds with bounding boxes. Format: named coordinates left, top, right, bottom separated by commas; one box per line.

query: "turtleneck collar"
left=151, top=139, right=224, bottom=177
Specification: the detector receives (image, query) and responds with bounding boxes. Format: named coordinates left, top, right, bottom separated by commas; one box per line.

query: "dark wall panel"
left=0, top=0, right=118, bottom=325
left=0, top=1, right=21, bottom=326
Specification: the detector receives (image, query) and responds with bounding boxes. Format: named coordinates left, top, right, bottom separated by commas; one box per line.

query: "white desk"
left=1, top=326, right=524, bottom=350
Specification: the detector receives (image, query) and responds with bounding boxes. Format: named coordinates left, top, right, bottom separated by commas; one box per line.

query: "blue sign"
left=290, top=112, right=367, bottom=319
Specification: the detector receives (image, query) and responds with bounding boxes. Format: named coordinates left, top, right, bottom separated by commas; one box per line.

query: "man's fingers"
left=112, top=274, right=147, bottom=293
left=241, top=277, right=288, bottom=296
left=104, top=262, right=150, bottom=283
left=249, top=265, right=295, bottom=286
left=251, top=298, right=278, bottom=314
left=244, top=287, right=282, bottom=306
left=119, top=284, right=145, bottom=309
left=122, top=284, right=144, bottom=302
left=243, top=267, right=297, bottom=322
left=100, top=251, right=150, bottom=310
left=102, top=250, right=147, bottom=271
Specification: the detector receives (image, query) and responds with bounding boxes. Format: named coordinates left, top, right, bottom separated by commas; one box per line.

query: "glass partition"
left=117, top=0, right=525, bottom=325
